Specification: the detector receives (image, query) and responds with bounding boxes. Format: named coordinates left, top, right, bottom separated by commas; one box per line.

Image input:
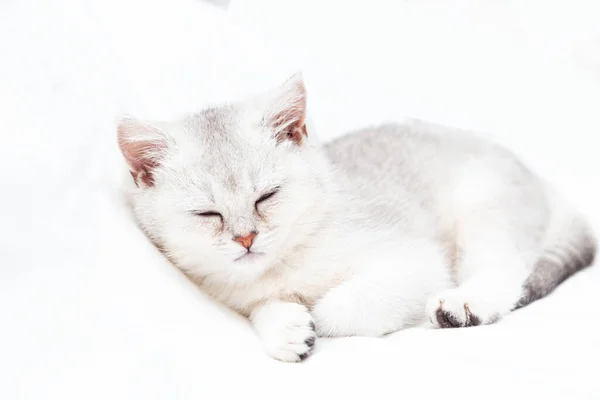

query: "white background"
left=1, top=0, right=599, bottom=399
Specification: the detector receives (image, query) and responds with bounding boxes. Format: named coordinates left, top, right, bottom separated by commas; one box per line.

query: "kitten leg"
left=249, top=300, right=316, bottom=362
left=426, top=166, right=549, bottom=328
left=427, top=219, right=541, bottom=328
left=311, top=240, right=452, bottom=337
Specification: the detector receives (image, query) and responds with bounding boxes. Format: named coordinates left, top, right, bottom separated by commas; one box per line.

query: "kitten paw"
left=426, top=289, right=502, bottom=329
left=251, top=302, right=316, bottom=362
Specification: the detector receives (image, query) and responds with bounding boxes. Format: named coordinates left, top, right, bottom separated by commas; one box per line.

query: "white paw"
left=426, top=288, right=504, bottom=328
left=251, top=302, right=316, bottom=362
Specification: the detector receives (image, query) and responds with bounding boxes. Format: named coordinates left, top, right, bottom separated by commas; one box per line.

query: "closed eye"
left=192, top=211, right=222, bottom=219
left=255, top=188, right=279, bottom=207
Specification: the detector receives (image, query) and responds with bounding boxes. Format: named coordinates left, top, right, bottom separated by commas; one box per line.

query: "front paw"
left=426, top=289, right=502, bottom=329
left=250, top=301, right=316, bottom=362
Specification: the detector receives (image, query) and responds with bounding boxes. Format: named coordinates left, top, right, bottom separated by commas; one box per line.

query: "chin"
left=234, top=251, right=266, bottom=263
left=225, top=252, right=275, bottom=282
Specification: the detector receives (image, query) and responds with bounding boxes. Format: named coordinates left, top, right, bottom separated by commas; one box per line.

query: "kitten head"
left=117, top=74, right=330, bottom=283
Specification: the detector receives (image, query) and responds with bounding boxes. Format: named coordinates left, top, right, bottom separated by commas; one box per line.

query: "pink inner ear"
left=273, top=110, right=307, bottom=144
left=117, top=118, right=166, bottom=187
left=269, top=74, right=308, bottom=144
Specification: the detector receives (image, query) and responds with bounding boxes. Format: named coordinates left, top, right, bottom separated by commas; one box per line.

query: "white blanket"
left=2, top=0, right=598, bottom=399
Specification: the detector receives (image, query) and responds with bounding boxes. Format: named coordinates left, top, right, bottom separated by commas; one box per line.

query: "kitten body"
left=118, top=75, right=596, bottom=362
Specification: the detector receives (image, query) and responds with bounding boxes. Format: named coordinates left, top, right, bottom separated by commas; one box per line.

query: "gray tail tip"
left=514, top=233, right=597, bottom=310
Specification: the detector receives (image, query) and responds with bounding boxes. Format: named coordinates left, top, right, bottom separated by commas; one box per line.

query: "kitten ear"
left=262, top=72, right=308, bottom=145
left=117, top=116, right=168, bottom=188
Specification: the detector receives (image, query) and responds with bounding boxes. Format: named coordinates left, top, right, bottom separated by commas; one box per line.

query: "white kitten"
left=117, top=74, right=596, bottom=362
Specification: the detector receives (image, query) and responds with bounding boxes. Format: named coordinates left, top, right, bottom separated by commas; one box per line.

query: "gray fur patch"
left=515, top=234, right=597, bottom=309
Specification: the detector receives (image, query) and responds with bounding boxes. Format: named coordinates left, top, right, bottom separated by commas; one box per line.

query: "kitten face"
left=119, top=74, right=329, bottom=283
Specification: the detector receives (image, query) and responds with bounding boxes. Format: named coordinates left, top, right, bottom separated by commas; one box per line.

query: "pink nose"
left=233, top=232, right=257, bottom=249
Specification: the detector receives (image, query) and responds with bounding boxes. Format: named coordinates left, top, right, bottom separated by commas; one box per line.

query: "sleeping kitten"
left=117, top=73, right=596, bottom=362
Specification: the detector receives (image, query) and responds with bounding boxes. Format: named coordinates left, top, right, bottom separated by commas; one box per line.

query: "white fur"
left=119, top=77, right=595, bottom=362
left=311, top=240, right=452, bottom=337
left=249, top=301, right=316, bottom=362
